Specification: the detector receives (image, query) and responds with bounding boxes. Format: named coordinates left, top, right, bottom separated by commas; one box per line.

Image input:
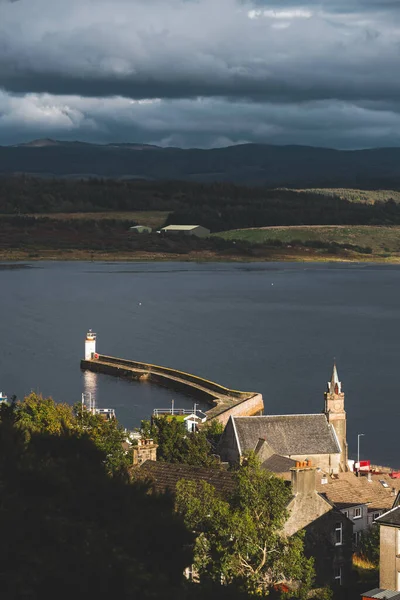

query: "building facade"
left=363, top=504, right=400, bottom=599
left=324, top=362, right=349, bottom=472
left=218, top=363, right=347, bottom=474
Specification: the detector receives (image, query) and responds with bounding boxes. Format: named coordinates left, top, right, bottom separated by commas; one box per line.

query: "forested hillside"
left=2, top=177, right=400, bottom=232
left=3, top=140, right=400, bottom=187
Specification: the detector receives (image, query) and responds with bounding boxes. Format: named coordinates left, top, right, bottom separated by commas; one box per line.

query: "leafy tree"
left=14, top=392, right=75, bottom=437
left=141, top=417, right=223, bottom=467
left=0, top=398, right=193, bottom=599
left=175, top=455, right=315, bottom=597
left=74, top=402, right=130, bottom=474
left=358, top=524, right=380, bottom=566
left=12, top=393, right=129, bottom=475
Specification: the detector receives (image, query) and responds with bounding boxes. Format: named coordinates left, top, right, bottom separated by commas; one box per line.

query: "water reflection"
left=82, top=370, right=97, bottom=407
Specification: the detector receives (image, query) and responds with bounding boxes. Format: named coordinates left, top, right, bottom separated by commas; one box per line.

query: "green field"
left=216, top=225, right=400, bottom=254
left=293, top=188, right=400, bottom=204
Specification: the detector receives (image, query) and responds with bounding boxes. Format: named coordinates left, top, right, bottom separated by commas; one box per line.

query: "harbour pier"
left=80, top=331, right=264, bottom=425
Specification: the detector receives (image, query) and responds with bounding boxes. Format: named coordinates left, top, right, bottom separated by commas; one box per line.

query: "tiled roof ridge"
left=233, top=413, right=326, bottom=419
left=375, top=504, right=400, bottom=522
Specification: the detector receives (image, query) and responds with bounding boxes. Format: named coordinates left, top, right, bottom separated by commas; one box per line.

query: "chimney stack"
left=291, top=460, right=316, bottom=495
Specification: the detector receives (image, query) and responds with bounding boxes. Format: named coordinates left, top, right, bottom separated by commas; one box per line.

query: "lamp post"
left=357, top=433, right=365, bottom=475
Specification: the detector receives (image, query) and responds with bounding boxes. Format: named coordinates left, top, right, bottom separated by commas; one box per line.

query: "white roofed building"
left=161, top=225, right=210, bottom=238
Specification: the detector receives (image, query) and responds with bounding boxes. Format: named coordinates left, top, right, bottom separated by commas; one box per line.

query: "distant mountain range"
left=2, top=139, right=400, bottom=188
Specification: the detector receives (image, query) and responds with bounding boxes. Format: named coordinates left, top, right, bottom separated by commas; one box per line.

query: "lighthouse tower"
left=85, top=330, right=97, bottom=360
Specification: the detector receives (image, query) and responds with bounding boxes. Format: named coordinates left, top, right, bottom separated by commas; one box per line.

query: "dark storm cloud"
left=0, top=0, right=399, bottom=103
left=1, top=0, right=400, bottom=148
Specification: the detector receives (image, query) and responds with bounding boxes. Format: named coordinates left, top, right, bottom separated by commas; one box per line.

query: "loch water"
left=0, top=260, right=399, bottom=467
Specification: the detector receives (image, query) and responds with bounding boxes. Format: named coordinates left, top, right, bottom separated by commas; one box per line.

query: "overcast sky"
left=1, top=0, right=399, bottom=148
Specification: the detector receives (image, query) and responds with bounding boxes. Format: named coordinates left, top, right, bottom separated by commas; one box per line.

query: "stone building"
left=285, top=462, right=353, bottom=588
left=134, top=459, right=353, bottom=588
left=324, top=361, right=348, bottom=473
left=132, top=437, right=158, bottom=466
left=218, top=363, right=348, bottom=474
left=363, top=503, right=400, bottom=599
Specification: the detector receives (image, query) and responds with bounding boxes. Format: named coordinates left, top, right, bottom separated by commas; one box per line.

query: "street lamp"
left=357, top=433, right=365, bottom=474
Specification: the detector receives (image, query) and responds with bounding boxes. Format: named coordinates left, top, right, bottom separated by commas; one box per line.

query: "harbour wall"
left=80, top=354, right=264, bottom=425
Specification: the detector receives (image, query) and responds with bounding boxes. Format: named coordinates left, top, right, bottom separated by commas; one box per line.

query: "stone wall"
left=284, top=480, right=332, bottom=536
left=380, top=524, right=400, bottom=590
left=81, top=358, right=264, bottom=426
left=206, top=393, right=264, bottom=427
left=288, top=452, right=341, bottom=475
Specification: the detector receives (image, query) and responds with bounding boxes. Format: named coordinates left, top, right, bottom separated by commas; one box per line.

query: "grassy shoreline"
left=2, top=248, right=400, bottom=264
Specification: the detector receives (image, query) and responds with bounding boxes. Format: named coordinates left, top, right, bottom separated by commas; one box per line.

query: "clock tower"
left=324, top=361, right=348, bottom=472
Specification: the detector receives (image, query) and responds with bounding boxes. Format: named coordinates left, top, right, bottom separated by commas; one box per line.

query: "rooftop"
left=316, top=472, right=397, bottom=512
left=162, top=224, right=203, bottom=231
left=262, top=454, right=297, bottom=474
left=232, top=414, right=341, bottom=457
left=134, top=460, right=236, bottom=496
left=375, top=505, right=400, bottom=527
left=363, top=589, right=400, bottom=600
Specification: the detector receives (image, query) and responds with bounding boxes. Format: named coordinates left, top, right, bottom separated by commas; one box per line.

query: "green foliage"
left=13, top=393, right=129, bottom=475
left=176, top=455, right=315, bottom=597
left=14, top=392, right=75, bottom=437
left=358, top=525, right=380, bottom=566
left=143, top=417, right=222, bottom=467
left=0, top=396, right=193, bottom=599
left=74, top=403, right=131, bottom=474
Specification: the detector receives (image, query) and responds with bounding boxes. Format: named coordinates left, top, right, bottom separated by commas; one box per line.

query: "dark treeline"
left=0, top=216, right=374, bottom=259
left=1, top=176, right=400, bottom=232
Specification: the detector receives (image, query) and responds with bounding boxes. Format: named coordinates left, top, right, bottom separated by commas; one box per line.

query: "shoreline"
left=1, top=248, right=400, bottom=264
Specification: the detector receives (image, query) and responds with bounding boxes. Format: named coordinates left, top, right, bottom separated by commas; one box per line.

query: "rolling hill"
left=2, top=139, right=400, bottom=188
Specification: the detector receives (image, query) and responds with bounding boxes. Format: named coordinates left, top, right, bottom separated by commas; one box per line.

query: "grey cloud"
left=1, top=0, right=400, bottom=148
left=2, top=92, right=400, bottom=149
left=0, top=0, right=400, bottom=105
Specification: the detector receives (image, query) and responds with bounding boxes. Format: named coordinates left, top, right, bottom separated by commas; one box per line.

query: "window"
left=354, top=507, right=362, bottom=519
left=343, top=510, right=349, bottom=518
left=185, top=565, right=194, bottom=581
left=373, top=512, right=380, bottom=521
left=335, top=522, right=343, bottom=546
left=334, top=567, right=342, bottom=586
left=353, top=531, right=361, bottom=546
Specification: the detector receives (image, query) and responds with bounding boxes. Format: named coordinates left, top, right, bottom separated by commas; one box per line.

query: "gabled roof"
left=363, top=589, right=400, bottom=600
left=316, top=472, right=397, bottom=512
left=232, top=414, right=340, bottom=457
left=375, top=505, right=400, bottom=527
left=262, top=454, right=297, bottom=474
left=135, top=460, right=235, bottom=496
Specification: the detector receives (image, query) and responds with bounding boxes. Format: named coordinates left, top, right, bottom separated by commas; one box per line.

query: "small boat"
left=0, top=392, right=8, bottom=403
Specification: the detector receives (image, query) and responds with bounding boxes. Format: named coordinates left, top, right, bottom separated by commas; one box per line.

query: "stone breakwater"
left=80, top=354, right=264, bottom=425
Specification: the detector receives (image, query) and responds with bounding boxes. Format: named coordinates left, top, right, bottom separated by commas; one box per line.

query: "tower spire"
left=328, top=360, right=341, bottom=394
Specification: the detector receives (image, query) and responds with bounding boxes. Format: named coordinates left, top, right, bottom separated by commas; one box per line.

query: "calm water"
left=0, top=260, right=399, bottom=467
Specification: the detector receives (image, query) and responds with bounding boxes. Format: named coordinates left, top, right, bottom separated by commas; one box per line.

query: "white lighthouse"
left=85, top=329, right=97, bottom=360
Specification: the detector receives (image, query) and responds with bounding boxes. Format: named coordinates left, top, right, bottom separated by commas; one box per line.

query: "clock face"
left=334, top=401, right=342, bottom=411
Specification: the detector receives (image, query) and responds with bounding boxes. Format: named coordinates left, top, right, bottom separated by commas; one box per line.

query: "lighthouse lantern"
left=85, top=330, right=97, bottom=360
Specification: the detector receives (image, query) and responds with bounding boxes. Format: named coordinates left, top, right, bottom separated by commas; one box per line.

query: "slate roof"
left=232, top=414, right=340, bottom=457
left=363, top=589, right=400, bottom=599
left=135, top=460, right=235, bottom=496
left=316, top=472, right=397, bottom=512
left=262, top=454, right=297, bottom=474
left=375, top=506, right=400, bottom=527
